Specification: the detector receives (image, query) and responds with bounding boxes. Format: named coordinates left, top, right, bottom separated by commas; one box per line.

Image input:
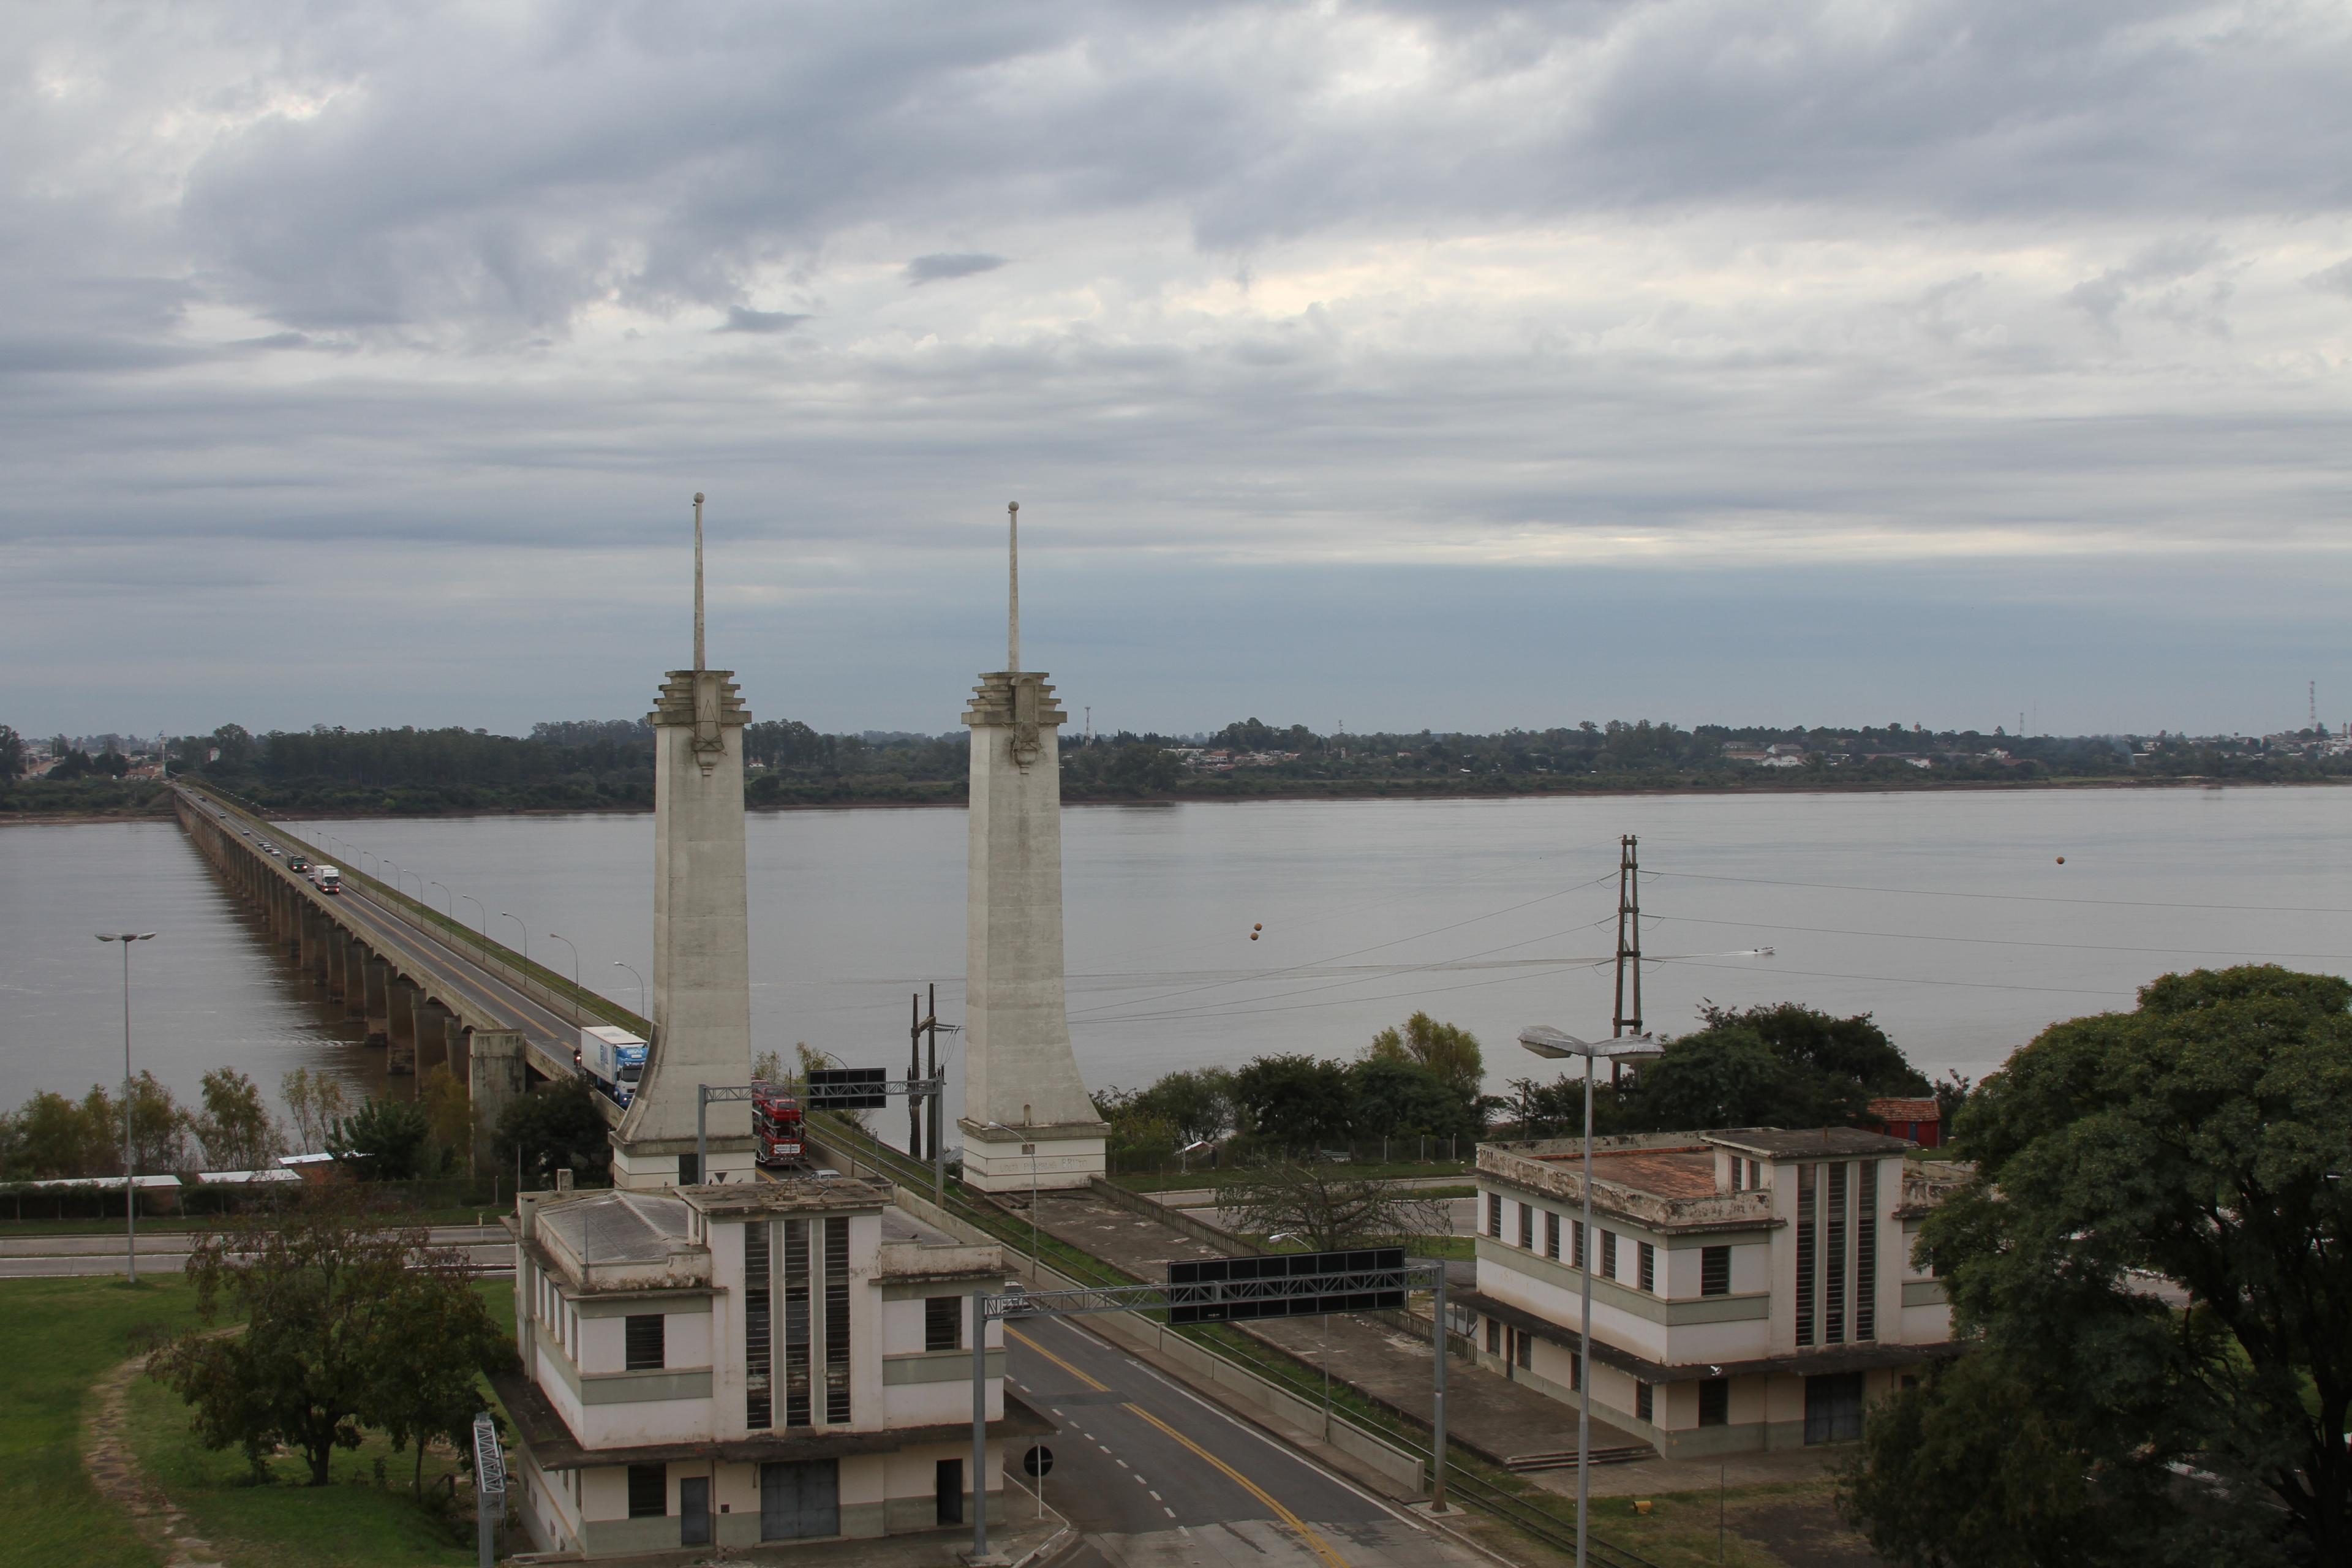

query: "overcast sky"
left=6, top=1, right=2349, bottom=741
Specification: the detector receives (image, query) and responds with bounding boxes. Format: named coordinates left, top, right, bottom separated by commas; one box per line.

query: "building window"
left=625, top=1314, right=665, bottom=1371
left=1856, top=1160, right=1879, bottom=1342
left=783, top=1219, right=812, bottom=1427
left=1749, top=1159, right=1762, bottom=1189
left=1486, top=1193, right=1502, bottom=1237
left=1569, top=1351, right=1581, bottom=1392
left=1485, top=1318, right=1501, bottom=1354
left=1699, top=1378, right=1728, bottom=1427
left=1700, top=1246, right=1730, bottom=1297
left=1572, top=1220, right=1586, bottom=1269
left=1600, top=1230, right=1618, bottom=1281
left=1544, top=1210, right=1560, bottom=1261
left=1731, top=1159, right=1743, bottom=1192
left=1795, top=1163, right=1817, bottom=1348
left=1637, top=1242, right=1656, bottom=1293
left=628, top=1464, right=668, bottom=1518
left=1826, top=1161, right=1849, bottom=1346
left=936, top=1458, right=963, bottom=1526
left=925, top=1296, right=962, bottom=1352
left=745, top=1221, right=772, bottom=1430
left=1517, top=1203, right=1534, bottom=1250
left=1635, top=1381, right=1653, bottom=1423
left=823, top=1216, right=852, bottom=1424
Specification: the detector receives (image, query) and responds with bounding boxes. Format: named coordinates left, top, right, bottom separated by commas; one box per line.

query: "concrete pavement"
left=0, top=1223, right=513, bottom=1278
left=1007, top=1312, right=1493, bottom=1568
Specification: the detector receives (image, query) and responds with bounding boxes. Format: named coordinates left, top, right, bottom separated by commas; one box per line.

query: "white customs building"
left=1465, top=1128, right=1966, bottom=1454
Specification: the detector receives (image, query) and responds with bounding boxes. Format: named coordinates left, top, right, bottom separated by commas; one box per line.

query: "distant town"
left=2, top=715, right=2346, bottom=818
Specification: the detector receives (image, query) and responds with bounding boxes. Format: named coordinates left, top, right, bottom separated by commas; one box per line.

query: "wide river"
left=6, top=788, right=2349, bottom=1133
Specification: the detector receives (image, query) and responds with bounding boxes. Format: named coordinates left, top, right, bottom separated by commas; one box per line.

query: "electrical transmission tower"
left=1611, top=835, right=1643, bottom=1085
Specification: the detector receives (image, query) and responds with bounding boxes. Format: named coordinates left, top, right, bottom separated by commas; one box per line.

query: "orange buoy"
left=1249, top=932, right=1259, bottom=941
left=2056, top=856, right=2066, bottom=864
left=1253, top=923, right=1262, bottom=931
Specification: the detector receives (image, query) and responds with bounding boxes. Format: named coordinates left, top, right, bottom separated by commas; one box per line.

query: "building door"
left=936, top=1458, right=963, bottom=1526
left=1803, top=1372, right=1865, bottom=1444
left=760, top=1460, right=840, bottom=1540
left=680, top=1476, right=711, bottom=1546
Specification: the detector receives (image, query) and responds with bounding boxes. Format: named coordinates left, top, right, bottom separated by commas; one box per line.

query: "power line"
left=1647, top=869, right=2352, bottom=917
left=1651, top=956, right=2132, bottom=998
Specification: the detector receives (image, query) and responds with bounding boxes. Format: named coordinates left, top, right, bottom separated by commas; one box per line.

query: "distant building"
left=500, top=1179, right=1041, bottom=1556
left=1864, top=1098, right=1942, bottom=1149
left=1466, top=1129, right=1965, bottom=1455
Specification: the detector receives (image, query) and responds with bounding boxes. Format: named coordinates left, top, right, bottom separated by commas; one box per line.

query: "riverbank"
left=7, top=771, right=2341, bottom=824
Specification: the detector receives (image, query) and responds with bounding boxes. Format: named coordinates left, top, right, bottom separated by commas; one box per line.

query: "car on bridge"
left=288, top=856, right=311, bottom=873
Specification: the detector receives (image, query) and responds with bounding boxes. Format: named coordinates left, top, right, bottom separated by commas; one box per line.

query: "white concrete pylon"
left=959, top=502, right=1107, bottom=1192
left=612, top=492, right=756, bottom=1189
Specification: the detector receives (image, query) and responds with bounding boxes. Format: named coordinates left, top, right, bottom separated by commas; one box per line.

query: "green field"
left=0, top=1275, right=513, bottom=1568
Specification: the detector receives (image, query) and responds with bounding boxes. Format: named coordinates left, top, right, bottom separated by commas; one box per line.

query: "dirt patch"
left=1731, top=1499, right=1890, bottom=1568
left=83, top=1353, right=227, bottom=1568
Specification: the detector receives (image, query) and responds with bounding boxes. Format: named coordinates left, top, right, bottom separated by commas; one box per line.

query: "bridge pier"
left=362, top=954, right=391, bottom=1043
left=415, top=999, right=456, bottom=1078
left=300, top=903, right=323, bottom=979
left=469, top=1030, right=526, bottom=1176
left=387, top=975, right=420, bottom=1076
left=341, top=937, right=369, bottom=1017
left=324, top=926, right=346, bottom=999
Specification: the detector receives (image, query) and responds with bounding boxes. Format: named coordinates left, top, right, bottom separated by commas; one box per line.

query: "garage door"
left=760, top=1460, right=840, bottom=1540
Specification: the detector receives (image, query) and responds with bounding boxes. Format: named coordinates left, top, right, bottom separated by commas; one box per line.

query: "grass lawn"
left=0, top=1276, right=206, bottom=1568
left=119, top=1280, right=517, bottom=1568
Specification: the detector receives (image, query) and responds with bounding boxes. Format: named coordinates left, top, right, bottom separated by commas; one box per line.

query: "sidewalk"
left=511, top=1506, right=1069, bottom=1568
left=1023, top=1187, right=1648, bottom=1472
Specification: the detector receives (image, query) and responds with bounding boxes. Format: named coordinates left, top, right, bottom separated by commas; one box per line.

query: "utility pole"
left=908, top=991, right=924, bottom=1158
left=916, top=982, right=945, bottom=1163
left=1610, top=835, right=1643, bottom=1087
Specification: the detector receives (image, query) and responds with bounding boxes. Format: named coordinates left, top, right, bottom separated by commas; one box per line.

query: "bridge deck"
left=174, top=784, right=624, bottom=1126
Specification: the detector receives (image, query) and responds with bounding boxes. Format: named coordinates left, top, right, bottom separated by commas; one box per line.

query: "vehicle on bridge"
left=288, top=856, right=311, bottom=873
left=579, top=1025, right=649, bottom=1107
left=753, top=1085, right=807, bottom=1168
left=315, top=865, right=341, bottom=894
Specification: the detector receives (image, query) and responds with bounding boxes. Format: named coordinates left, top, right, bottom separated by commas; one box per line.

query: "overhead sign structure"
left=471, top=1411, right=505, bottom=1568
left=806, top=1066, right=889, bottom=1110
left=1166, top=1248, right=1409, bottom=1324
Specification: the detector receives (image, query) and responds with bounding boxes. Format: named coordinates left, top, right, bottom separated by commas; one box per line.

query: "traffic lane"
left=1005, top=1334, right=1185, bottom=1540
left=1014, top=1314, right=1393, bottom=1531
left=334, top=884, right=578, bottom=1049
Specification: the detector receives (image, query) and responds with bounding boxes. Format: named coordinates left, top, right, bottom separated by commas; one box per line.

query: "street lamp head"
left=1518, top=1024, right=1664, bottom=1063
left=95, top=932, right=157, bottom=943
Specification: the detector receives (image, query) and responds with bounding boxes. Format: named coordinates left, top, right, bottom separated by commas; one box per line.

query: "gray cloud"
left=0, top=1, right=2347, bottom=737
left=717, top=306, right=810, bottom=334
left=905, top=253, right=1008, bottom=285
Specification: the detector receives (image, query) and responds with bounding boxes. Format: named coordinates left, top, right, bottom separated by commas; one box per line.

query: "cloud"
left=2307, top=257, right=2352, bottom=299
left=717, top=306, right=810, bottom=334
left=904, top=253, right=1008, bottom=285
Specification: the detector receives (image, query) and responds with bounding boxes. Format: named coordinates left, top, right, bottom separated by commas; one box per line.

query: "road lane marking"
left=1008, top=1325, right=1350, bottom=1568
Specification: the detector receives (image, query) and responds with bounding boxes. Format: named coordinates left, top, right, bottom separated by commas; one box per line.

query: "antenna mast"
left=692, top=492, right=707, bottom=673
left=1007, top=501, right=1020, bottom=673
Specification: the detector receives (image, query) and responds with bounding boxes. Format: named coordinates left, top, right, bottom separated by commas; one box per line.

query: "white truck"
left=315, top=865, right=341, bottom=895
left=579, top=1025, right=649, bottom=1106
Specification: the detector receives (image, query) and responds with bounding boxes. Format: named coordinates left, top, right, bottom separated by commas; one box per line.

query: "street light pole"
left=96, top=932, right=156, bottom=1283
left=547, top=933, right=581, bottom=990
left=613, top=960, right=646, bottom=1022
left=1520, top=1023, right=1662, bottom=1568
left=499, top=913, right=529, bottom=971
left=430, top=880, right=456, bottom=919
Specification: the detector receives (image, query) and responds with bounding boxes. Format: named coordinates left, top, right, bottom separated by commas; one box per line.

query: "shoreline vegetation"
left=4, top=714, right=2343, bottom=820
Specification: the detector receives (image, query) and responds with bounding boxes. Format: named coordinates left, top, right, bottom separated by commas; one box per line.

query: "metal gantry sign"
left=964, top=1258, right=1450, bottom=1561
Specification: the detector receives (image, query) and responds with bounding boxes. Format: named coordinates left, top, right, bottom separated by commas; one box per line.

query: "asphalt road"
left=0, top=1224, right=513, bottom=1278
left=1004, top=1313, right=1489, bottom=1568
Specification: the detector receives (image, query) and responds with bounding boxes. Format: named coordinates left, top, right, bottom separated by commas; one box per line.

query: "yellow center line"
left=1005, top=1326, right=1350, bottom=1568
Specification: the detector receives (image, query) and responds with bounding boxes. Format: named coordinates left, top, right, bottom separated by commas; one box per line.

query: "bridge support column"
left=387, top=976, right=420, bottom=1076
left=323, top=925, right=346, bottom=999
left=363, top=954, right=390, bottom=1043
left=301, top=904, right=325, bottom=979
left=414, top=1000, right=456, bottom=1079
left=469, top=1030, right=526, bottom=1178
left=342, top=937, right=369, bottom=1017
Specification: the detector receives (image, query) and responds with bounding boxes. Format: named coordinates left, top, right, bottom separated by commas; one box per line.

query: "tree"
left=1215, top=1161, right=1451, bottom=1251
left=330, top=1096, right=438, bottom=1180
left=0, top=1090, right=111, bottom=1177
left=280, top=1068, right=352, bottom=1153
left=1231, top=1055, right=1354, bottom=1150
left=1126, top=1069, right=1235, bottom=1145
left=492, top=1075, right=611, bottom=1187
left=1347, top=1057, right=1481, bottom=1142
left=360, top=1237, right=516, bottom=1495
left=1614, top=1003, right=1928, bottom=1133
left=0, top=725, right=23, bottom=780
left=1365, top=1012, right=1485, bottom=1104
left=420, top=1066, right=473, bottom=1172
left=1843, top=966, right=2352, bottom=1566
left=150, top=1197, right=514, bottom=1487
left=193, top=1068, right=279, bottom=1172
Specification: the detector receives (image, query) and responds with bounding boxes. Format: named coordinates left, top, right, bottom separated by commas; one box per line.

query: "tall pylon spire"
left=1007, top=500, right=1020, bottom=673
left=692, top=491, right=707, bottom=673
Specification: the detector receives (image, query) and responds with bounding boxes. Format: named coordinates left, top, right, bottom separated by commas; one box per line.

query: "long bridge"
left=171, top=783, right=635, bottom=1161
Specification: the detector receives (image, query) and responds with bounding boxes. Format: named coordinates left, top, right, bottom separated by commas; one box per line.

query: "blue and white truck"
left=579, top=1025, right=649, bottom=1106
